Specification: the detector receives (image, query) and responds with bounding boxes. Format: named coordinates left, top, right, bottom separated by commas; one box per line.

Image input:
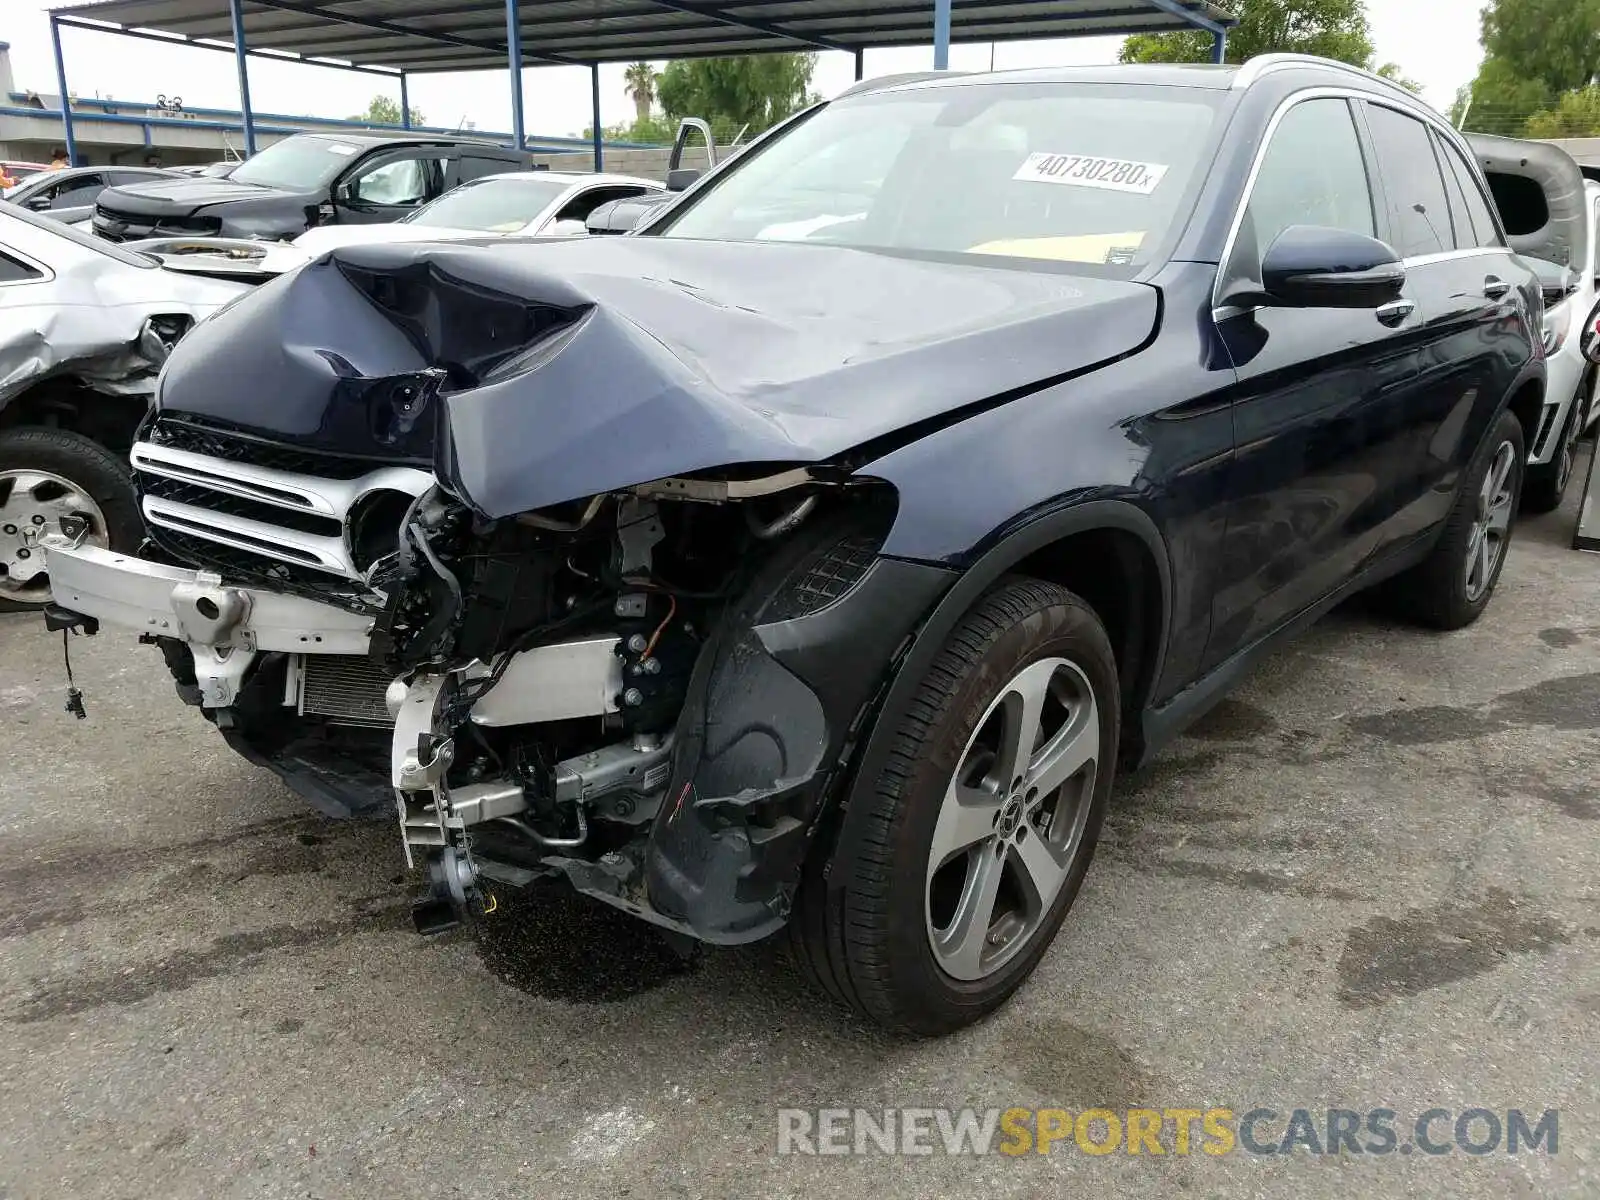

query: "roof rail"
left=834, top=71, right=965, bottom=100
left=1233, top=53, right=1422, bottom=102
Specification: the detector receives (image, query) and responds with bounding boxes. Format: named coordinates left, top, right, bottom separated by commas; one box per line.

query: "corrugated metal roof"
left=50, top=0, right=1236, bottom=73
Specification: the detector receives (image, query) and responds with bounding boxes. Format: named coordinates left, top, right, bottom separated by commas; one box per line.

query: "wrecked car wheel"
left=795, top=578, right=1118, bottom=1034
left=0, top=428, right=140, bottom=611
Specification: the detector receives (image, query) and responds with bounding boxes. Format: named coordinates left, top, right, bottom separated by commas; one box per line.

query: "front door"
left=1206, top=95, right=1427, bottom=664
left=334, top=150, right=444, bottom=225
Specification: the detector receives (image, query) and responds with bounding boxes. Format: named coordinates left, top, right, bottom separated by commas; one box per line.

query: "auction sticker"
left=1013, top=153, right=1169, bottom=195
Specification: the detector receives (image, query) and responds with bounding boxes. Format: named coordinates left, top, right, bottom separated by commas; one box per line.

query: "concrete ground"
left=1, top=460, right=1597, bottom=1199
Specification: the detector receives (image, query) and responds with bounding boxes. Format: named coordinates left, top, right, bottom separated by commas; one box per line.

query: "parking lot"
left=1, top=462, right=1596, bottom=1199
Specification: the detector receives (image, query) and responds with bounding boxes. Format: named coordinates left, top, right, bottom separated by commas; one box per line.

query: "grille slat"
left=132, top=419, right=433, bottom=609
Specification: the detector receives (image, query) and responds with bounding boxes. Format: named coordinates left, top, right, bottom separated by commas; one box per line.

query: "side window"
left=554, top=185, right=653, bottom=223
left=1363, top=104, right=1453, bottom=258
left=1437, top=137, right=1502, bottom=249
left=0, top=250, right=44, bottom=284
left=456, top=156, right=515, bottom=184
left=1243, top=98, right=1375, bottom=260
left=51, top=174, right=105, bottom=208
left=349, top=156, right=429, bottom=206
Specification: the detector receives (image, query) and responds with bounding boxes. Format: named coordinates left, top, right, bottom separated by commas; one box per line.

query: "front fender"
left=823, top=499, right=1173, bottom=901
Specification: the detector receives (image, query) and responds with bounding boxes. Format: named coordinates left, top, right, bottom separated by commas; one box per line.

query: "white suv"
left=1469, top=134, right=1599, bottom=512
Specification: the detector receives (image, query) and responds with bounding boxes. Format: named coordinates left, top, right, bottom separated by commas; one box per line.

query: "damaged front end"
left=45, top=237, right=1009, bottom=941
left=369, top=473, right=943, bottom=941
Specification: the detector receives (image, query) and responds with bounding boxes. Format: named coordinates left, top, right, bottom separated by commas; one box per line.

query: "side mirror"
left=546, top=218, right=587, bottom=237
left=25, top=194, right=52, bottom=211
left=1253, top=225, right=1406, bottom=309
left=665, top=168, right=701, bottom=193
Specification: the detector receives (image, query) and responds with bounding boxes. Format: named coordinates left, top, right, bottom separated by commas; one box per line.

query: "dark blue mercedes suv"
left=45, top=55, right=1543, bottom=1033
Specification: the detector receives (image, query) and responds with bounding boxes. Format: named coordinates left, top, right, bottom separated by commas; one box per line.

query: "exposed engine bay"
left=103, top=420, right=919, bottom=941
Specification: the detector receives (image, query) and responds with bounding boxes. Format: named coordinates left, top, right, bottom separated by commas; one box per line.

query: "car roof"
left=844, top=55, right=1417, bottom=101
left=297, top=130, right=516, bottom=150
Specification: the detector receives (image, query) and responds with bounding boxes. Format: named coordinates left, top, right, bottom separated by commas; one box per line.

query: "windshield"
left=230, top=136, right=364, bottom=191
left=656, top=82, right=1222, bottom=270
left=402, top=176, right=568, bottom=231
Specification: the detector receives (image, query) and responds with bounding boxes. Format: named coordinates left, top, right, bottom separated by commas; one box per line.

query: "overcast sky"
left=5, top=0, right=1483, bottom=139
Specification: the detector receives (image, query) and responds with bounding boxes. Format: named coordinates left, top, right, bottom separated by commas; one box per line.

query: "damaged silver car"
left=0, top=204, right=246, bottom=607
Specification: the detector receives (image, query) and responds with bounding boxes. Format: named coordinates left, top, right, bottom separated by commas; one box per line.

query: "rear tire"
left=1387, top=408, right=1524, bottom=631
left=791, top=578, right=1118, bottom=1034
left=1523, top=394, right=1580, bottom=514
left=0, top=427, right=141, bottom=613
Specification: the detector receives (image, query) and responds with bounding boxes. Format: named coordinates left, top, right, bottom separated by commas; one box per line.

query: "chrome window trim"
left=1211, top=86, right=1500, bottom=317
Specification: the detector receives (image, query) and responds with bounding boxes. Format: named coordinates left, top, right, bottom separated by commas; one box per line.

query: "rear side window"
left=1363, top=103, right=1453, bottom=258
left=1435, top=135, right=1501, bottom=248
left=457, top=155, right=518, bottom=184
left=0, top=249, right=44, bottom=283
left=1244, top=98, right=1375, bottom=254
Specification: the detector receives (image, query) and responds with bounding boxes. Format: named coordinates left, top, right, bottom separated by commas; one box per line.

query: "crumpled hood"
left=153, top=236, right=1159, bottom=516
left=97, top=177, right=295, bottom=217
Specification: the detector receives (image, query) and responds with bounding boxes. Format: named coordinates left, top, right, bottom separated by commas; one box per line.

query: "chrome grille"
left=297, top=655, right=394, bottom=728
left=130, top=431, right=433, bottom=585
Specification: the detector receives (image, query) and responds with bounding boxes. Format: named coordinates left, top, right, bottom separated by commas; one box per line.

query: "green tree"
left=1121, top=0, right=1375, bottom=67
left=1480, top=0, right=1600, bottom=97
left=624, top=62, right=659, bottom=125
left=655, top=54, right=816, bottom=139
left=1457, top=56, right=1556, bottom=136
left=349, top=94, right=425, bottom=128
left=581, top=114, right=677, bottom=144
left=1525, top=85, right=1600, bottom=137
left=1457, top=0, right=1600, bottom=137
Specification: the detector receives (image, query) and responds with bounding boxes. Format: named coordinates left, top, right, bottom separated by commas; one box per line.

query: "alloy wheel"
left=0, top=469, right=109, bottom=604
left=925, top=656, right=1100, bottom=981
left=1464, top=440, right=1516, bottom=604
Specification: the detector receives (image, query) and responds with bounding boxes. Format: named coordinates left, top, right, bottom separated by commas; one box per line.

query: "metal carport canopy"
left=47, top=0, right=1237, bottom=168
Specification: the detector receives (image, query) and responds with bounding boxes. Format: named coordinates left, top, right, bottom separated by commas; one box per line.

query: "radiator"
left=296, top=654, right=394, bottom=728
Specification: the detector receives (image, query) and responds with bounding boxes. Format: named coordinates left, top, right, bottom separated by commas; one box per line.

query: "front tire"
left=0, top=427, right=141, bottom=612
left=1388, top=408, right=1524, bottom=631
left=793, top=578, right=1119, bottom=1035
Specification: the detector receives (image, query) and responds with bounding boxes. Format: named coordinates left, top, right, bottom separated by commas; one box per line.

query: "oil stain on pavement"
left=474, top=881, right=696, bottom=1004
left=1336, top=888, right=1570, bottom=1008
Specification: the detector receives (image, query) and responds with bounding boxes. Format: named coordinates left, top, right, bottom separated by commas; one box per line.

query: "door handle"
left=1483, top=277, right=1512, bottom=299
left=1375, top=299, right=1416, bottom=327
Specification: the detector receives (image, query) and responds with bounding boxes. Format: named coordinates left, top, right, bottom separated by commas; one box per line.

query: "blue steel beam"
left=1144, top=0, right=1230, bottom=36
left=933, top=0, right=952, bottom=68
left=244, top=0, right=579, bottom=67
left=639, top=0, right=854, bottom=53
left=400, top=72, right=412, bottom=129
left=506, top=0, right=526, bottom=149
left=51, top=16, right=401, bottom=78
left=49, top=17, right=78, bottom=166
left=227, top=0, right=256, bottom=156
left=1212, top=28, right=1227, bottom=61
left=591, top=64, right=603, bottom=171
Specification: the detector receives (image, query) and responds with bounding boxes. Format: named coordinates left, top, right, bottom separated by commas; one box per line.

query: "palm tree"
left=624, top=61, right=657, bottom=125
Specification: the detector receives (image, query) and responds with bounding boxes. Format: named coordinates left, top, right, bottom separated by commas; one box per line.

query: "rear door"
left=1357, top=101, right=1521, bottom=549
left=1206, top=95, right=1426, bottom=663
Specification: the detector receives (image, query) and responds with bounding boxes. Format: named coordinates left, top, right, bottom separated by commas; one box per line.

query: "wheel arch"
left=823, top=499, right=1173, bottom=896
left=0, top=375, right=150, bottom=454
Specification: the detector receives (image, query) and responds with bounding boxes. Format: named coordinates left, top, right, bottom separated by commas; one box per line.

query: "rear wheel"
left=1386, top=408, right=1524, bottom=631
left=792, top=578, right=1118, bottom=1034
left=1523, top=394, right=1580, bottom=514
left=0, top=427, right=141, bottom=612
